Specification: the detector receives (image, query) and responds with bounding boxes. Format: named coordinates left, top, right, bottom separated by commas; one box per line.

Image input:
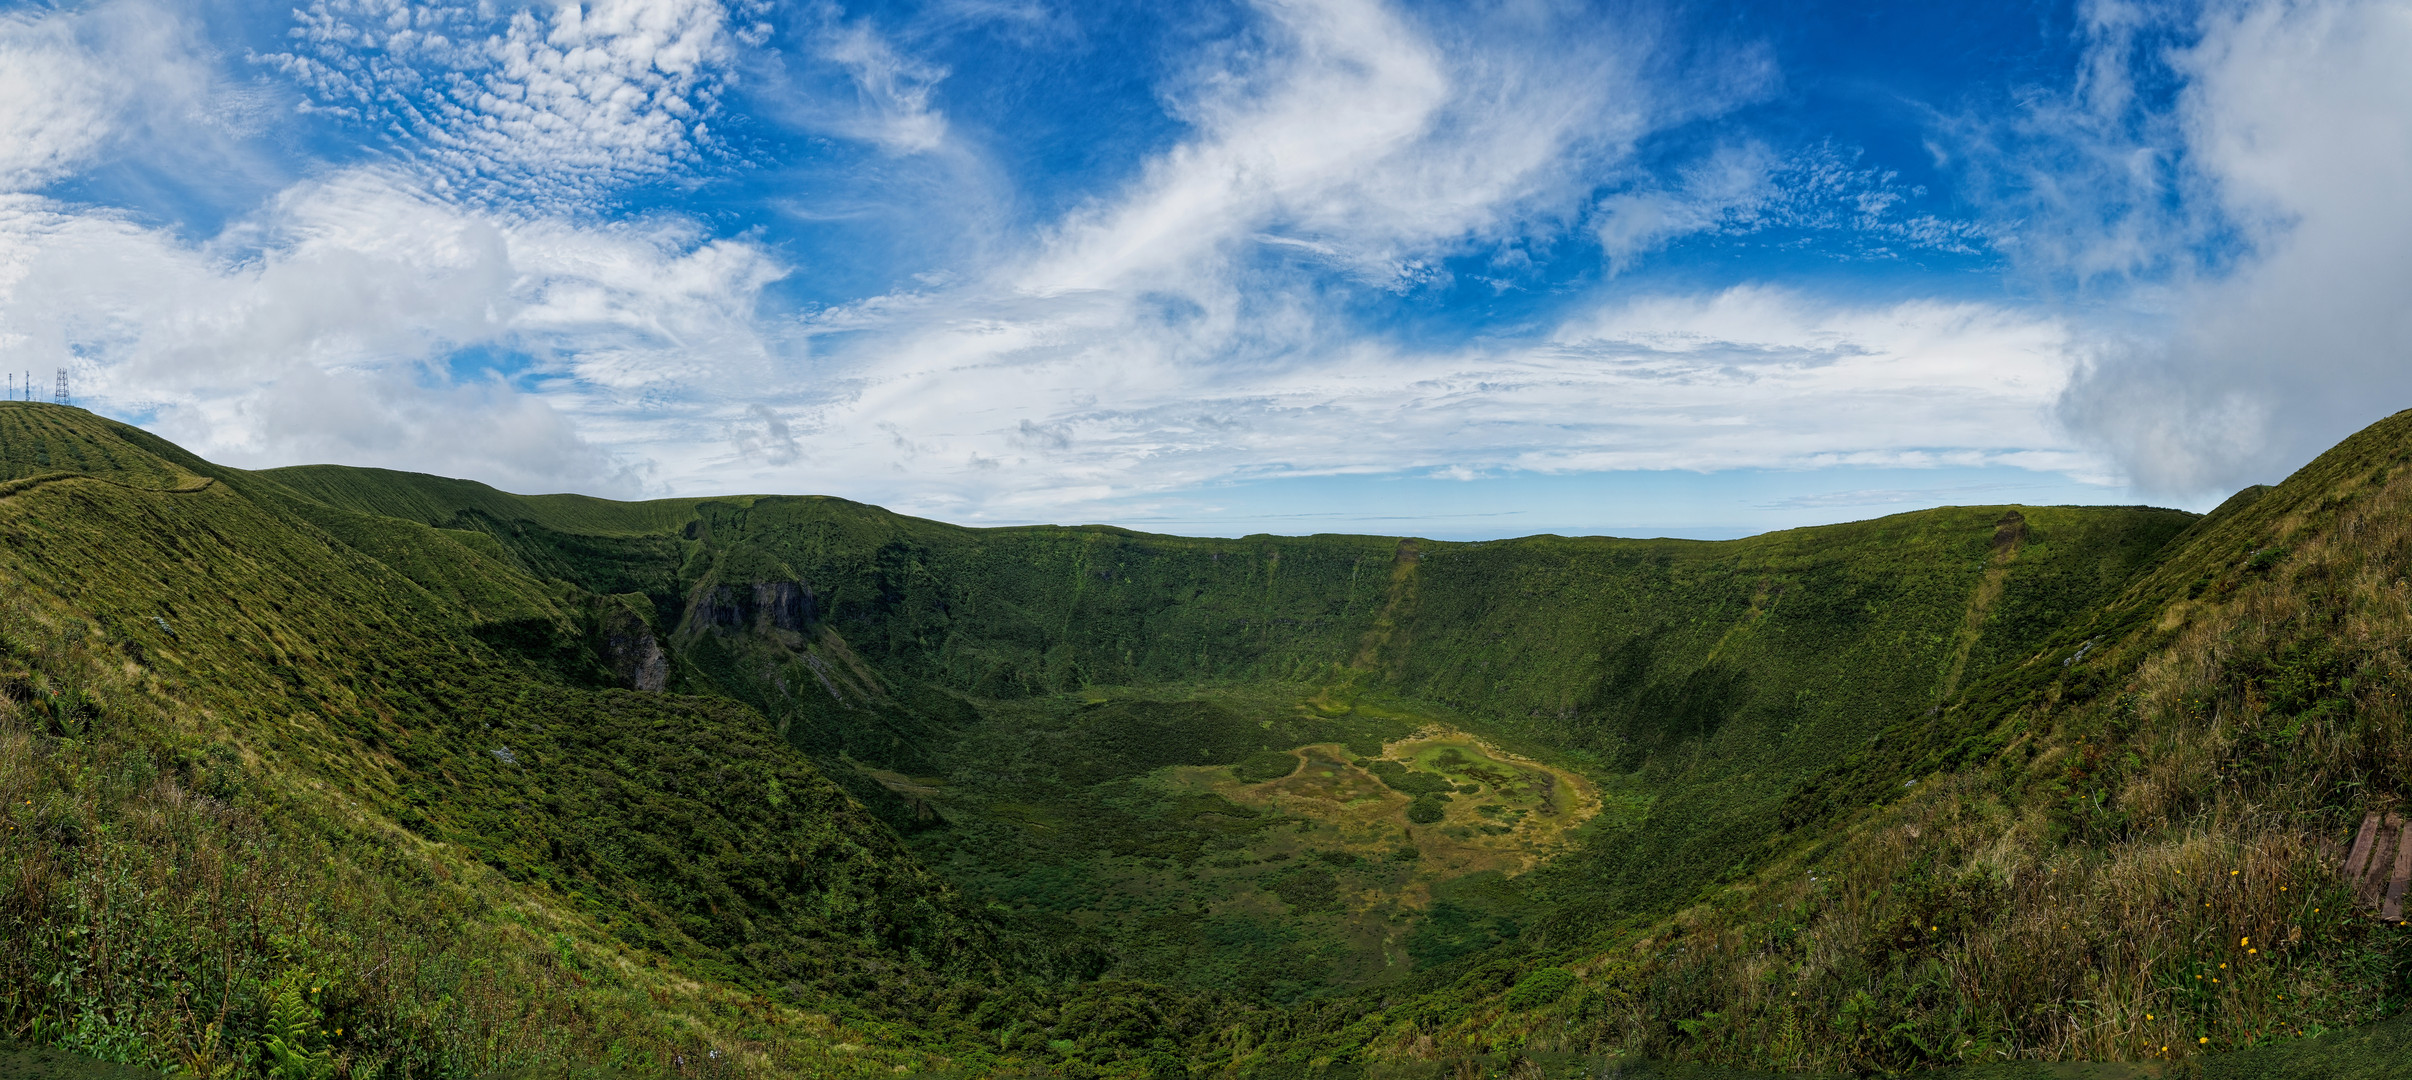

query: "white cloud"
left=0, top=0, right=2121, bottom=531
left=709, top=279, right=2086, bottom=525
left=0, top=11, right=119, bottom=190
left=1019, top=0, right=1700, bottom=296
left=1596, top=143, right=1774, bottom=272
left=813, top=14, right=951, bottom=154
left=1594, top=140, right=1996, bottom=273
left=2053, top=0, right=2412, bottom=495
left=0, top=169, right=784, bottom=494
left=0, top=2, right=262, bottom=196
left=1531, top=288, right=2085, bottom=474
left=1944, top=0, right=2201, bottom=286
left=620, top=0, right=2090, bottom=525
left=267, top=0, right=736, bottom=210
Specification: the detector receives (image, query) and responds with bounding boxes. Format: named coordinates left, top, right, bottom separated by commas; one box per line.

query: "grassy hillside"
left=7, top=399, right=2409, bottom=1078
left=0, top=405, right=1028, bottom=1078
left=1301, top=416, right=2412, bottom=1076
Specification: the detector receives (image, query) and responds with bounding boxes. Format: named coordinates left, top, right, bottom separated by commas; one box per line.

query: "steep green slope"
left=0, top=406, right=203, bottom=490
left=0, top=404, right=1020, bottom=1078
left=1335, top=414, right=2412, bottom=1075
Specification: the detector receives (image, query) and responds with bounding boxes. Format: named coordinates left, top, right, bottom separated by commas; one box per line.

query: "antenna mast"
left=54, top=368, right=69, bottom=407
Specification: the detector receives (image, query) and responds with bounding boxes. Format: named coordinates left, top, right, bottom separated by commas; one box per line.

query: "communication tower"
left=54, top=368, right=68, bottom=407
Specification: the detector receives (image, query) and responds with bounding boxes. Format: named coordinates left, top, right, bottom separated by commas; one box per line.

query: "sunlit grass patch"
left=1189, top=726, right=1598, bottom=881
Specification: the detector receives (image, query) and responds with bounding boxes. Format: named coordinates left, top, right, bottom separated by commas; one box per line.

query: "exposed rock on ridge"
left=688, top=580, right=816, bottom=635
left=599, top=599, right=669, bottom=691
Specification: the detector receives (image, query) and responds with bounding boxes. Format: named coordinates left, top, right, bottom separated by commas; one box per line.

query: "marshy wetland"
left=874, top=691, right=1609, bottom=997
left=1176, top=729, right=1599, bottom=881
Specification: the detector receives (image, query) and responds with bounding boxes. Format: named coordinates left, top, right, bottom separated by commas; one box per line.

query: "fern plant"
left=172, top=1021, right=239, bottom=1079
left=260, top=976, right=333, bottom=1080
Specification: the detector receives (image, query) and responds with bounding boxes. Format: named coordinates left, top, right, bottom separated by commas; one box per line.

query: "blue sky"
left=2, top=0, right=2408, bottom=539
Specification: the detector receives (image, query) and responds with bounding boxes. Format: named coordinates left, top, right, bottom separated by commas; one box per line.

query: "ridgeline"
left=0, top=401, right=2405, bottom=1078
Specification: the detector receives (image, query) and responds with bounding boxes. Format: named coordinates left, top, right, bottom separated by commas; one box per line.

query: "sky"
left=0, top=0, right=2407, bottom=539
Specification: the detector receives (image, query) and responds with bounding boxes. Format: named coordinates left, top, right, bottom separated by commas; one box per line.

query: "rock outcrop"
left=689, top=581, right=816, bottom=634
left=599, top=601, right=669, bottom=691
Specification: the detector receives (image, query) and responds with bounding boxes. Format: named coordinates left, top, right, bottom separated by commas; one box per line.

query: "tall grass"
left=0, top=599, right=969, bottom=1079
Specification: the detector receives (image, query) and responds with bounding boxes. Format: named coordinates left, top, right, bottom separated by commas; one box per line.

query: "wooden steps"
left=2341, top=811, right=2412, bottom=922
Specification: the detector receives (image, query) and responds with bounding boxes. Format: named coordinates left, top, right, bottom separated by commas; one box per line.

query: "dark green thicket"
left=0, top=424, right=992, bottom=983
left=1367, top=761, right=1454, bottom=797
left=0, top=406, right=1028, bottom=1079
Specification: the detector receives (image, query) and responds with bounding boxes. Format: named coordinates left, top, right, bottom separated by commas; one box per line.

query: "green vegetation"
left=3, top=400, right=2409, bottom=1077
left=1233, top=751, right=1301, bottom=784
